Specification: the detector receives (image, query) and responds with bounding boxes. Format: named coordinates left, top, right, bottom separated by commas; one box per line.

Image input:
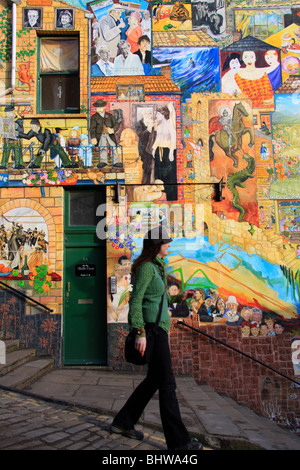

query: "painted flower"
left=275, top=161, right=285, bottom=171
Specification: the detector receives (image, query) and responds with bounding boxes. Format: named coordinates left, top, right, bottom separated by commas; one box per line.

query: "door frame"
left=63, top=186, right=107, bottom=365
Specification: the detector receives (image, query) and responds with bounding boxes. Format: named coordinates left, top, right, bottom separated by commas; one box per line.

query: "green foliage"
left=0, top=7, right=12, bottom=63
left=280, top=265, right=300, bottom=301
left=0, top=5, right=36, bottom=64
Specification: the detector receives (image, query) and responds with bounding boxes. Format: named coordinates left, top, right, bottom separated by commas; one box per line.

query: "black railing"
left=0, top=144, right=124, bottom=172
left=177, top=320, right=300, bottom=387
left=0, top=280, right=53, bottom=313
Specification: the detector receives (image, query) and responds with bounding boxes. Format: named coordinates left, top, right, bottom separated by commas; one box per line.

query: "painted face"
left=251, top=326, right=259, bottom=336
left=120, top=44, right=130, bottom=58
left=96, top=106, right=106, bottom=114
left=195, top=290, right=203, bottom=300
left=140, top=39, right=150, bottom=52
left=61, top=14, right=71, bottom=26
left=169, top=285, right=179, bottom=296
left=229, top=58, right=241, bottom=71
left=99, top=49, right=109, bottom=61
left=242, top=325, right=250, bottom=337
left=227, top=302, right=237, bottom=313
left=31, top=124, right=40, bottom=132
left=241, top=308, right=251, bottom=321
left=274, top=323, right=284, bottom=334
left=252, top=309, right=262, bottom=322
left=260, top=325, right=268, bottom=336
left=242, top=51, right=256, bottom=66
left=265, top=51, right=278, bottom=67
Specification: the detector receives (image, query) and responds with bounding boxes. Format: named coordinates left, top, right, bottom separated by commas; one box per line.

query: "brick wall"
left=170, top=316, right=300, bottom=431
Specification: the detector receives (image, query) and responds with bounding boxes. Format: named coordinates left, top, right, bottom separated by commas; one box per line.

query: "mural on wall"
left=0, top=207, right=60, bottom=292
left=90, top=0, right=151, bottom=76
left=0, top=0, right=299, bottom=385
left=152, top=2, right=192, bottom=31
left=108, top=230, right=299, bottom=332
left=269, top=93, right=300, bottom=200
left=266, top=23, right=300, bottom=84
left=208, top=99, right=258, bottom=224
left=191, top=0, right=226, bottom=38
left=105, top=99, right=179, bottom=200
left=220, top=37, right=281, bottom=107
left=153, top=46, right=220, bottom=100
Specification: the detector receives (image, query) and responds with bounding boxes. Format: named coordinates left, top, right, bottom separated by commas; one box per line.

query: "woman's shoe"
left=110, top=422, right=144, bottom=440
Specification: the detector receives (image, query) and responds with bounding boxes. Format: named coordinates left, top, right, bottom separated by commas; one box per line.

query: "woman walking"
left=110, top=226, right=203, bottom=450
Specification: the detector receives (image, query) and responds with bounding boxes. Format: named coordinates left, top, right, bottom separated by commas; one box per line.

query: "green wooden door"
left=63, top=188, right=107, bottom=365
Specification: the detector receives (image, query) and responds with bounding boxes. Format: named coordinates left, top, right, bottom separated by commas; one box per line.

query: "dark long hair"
left=131, top=243, right=162, bottom=278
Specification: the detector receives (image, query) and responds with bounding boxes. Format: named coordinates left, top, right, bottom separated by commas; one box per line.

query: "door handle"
left=57, top=85, right=63, bottom=99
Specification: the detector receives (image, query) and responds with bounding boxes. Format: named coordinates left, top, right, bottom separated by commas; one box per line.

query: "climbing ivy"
left=0, top=5, right=36, bottom=65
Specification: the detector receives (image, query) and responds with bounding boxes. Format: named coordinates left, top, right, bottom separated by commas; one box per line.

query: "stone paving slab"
left=9, top=368, right=300, bottom=451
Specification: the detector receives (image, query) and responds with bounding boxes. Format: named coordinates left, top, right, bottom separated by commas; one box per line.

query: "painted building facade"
left=0, top=0, right=299, bottom=430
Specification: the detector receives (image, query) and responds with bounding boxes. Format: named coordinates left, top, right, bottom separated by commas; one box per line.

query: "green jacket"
left=128, top=256, right=181, bottom=334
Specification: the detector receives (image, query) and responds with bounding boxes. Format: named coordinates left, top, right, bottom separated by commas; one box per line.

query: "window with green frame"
left=37, top=36, right=80, bottom=114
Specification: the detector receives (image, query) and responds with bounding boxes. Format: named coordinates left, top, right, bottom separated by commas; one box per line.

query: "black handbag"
left=125, top=294, right=164, bottom=365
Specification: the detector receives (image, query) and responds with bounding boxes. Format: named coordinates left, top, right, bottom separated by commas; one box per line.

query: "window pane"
left=40, top=38, right=78, bottom=72
left=41, top=74, right=79, bottom=112
left=69, top=191, right=104, bottom=226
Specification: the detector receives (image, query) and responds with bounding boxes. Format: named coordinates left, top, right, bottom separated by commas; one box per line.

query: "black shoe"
left=97, top=162, right=107, bottom=169
left=110, top=422, right=144, bottom=440
left=0, top=165, right=7, bottom=169
left=18, top=165, right=25, bottom=169
left=113, top=162, right=123, bottom=168
left=174, top=438, right=203, bottom=450
left=64, top=163, right=79, bottom=169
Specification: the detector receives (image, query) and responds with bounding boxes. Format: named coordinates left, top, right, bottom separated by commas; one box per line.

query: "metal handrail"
left=177, top=320, right=300, bottom=387
left=0, top=280, right=53, bottom=313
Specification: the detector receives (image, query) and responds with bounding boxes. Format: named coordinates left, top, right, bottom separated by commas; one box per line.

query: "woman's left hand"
left=135, top=336, right=146, bottom=357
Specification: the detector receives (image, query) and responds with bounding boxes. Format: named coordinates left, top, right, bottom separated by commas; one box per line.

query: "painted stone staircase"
left=0, top=340, right=54, bottom=390
left=263, top=229, right=300, bottom=271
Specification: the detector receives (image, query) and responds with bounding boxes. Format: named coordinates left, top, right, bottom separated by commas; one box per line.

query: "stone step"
left=0, top=357, right=54, bottom=390
left=0, top=348, right=37, bottom=377
left=4, top=340, right=20, bottom=354
left=175, top=377, right=300, bottom=450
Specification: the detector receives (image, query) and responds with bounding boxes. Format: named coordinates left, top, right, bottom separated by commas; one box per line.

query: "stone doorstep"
left=0, top=348, right=37, bottom=377
left=0, top=357, right=54, bottom=389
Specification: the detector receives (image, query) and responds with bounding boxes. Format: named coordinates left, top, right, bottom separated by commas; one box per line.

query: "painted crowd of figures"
left=168, top=285, right=285, bottom=337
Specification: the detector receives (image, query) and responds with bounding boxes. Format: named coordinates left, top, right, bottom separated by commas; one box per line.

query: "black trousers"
left=114, top=327, right=190, bottom=449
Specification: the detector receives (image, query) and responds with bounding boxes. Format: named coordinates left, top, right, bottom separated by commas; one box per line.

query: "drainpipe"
left=11, top=1, right=17, bottom=93
left=85, top=12, right=94, bottom=140
left=8, top=0, right=21, bottom=98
